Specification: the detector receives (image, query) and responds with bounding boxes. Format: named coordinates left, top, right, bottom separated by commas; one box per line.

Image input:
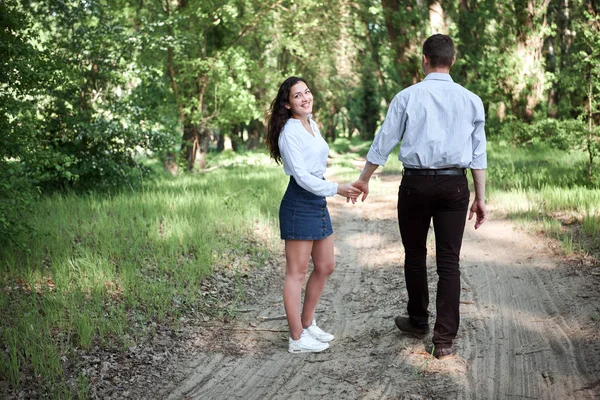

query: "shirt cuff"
left=328, top=182, right=339, bottom=197
left=469, top=158, right=487, bottom=169
left=366, top=148, right=388, bottom=166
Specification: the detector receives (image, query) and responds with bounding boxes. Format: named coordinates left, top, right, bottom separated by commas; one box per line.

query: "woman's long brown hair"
left=265, top=77, right=308, bottom=164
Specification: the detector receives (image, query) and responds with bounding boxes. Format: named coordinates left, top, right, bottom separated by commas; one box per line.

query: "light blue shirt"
left=367, top=73, right=487, bottom=169
left=279, top=117, right=339, bottom=197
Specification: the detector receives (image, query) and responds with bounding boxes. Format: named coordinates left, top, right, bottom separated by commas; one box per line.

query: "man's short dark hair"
left=423, top=34, right=455, bottom=68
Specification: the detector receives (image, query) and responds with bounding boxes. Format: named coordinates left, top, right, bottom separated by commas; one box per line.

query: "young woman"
left=266, top=77, right=359, bottom=353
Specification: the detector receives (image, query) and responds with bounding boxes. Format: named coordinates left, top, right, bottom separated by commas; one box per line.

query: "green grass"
left=487, top=141, right=600, bottom=254
left=0, top=151, right=286, bottom=397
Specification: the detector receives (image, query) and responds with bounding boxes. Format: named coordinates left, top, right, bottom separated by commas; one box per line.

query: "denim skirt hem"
left=282, top=231, right=334, bottom=241
left=279, top=177, right=334, bottom=241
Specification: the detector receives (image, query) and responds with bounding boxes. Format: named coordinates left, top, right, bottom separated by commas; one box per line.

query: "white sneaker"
left=288, top=330, right=329, bottom=353
left=305, top=319, right=334, bottom=343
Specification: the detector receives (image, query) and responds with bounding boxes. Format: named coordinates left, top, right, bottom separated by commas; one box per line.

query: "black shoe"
left=427, top=343, right=457, bottom=360
left=394, top=316, right=429, bottom=337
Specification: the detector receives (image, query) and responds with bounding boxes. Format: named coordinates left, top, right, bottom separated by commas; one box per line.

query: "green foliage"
left=131, top=1, right=271, bottom=127
left=23, top=0, right=178, bottom=190
left=3, top=0, right=598, bottom=181
left=0, top=163, right=38, bottom=249
left=553, top=4, right=600, bottom=176
left=0, top=153, right=284, bottom=396
left=0, top=2, right=43, bottom=246
left=489, top=116, right=588, bottom=151
left=1, top=0, right=180, bottom=246
left=347, top=56, right=382, bottom=140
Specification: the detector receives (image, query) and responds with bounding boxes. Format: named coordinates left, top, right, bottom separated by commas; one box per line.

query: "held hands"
left=343, top=161, right=376, bottom=204
left=468, top=198, right=487, bottom=229
left=351, top=180, right=369, bottom=202
left=337, top=183, right=360, bottom=204
left=338, top=180, right=370, bottom=204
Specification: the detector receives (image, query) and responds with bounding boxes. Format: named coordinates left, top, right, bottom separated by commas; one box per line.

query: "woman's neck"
left=291, top=114, right=310, bottom=123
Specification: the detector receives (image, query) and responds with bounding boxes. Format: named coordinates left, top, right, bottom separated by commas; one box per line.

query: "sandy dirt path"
left=160, top=174, right=600, bottom=400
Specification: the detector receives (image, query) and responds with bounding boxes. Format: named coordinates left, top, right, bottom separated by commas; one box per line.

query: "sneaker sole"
left=288, top=345, right=329, bottom=353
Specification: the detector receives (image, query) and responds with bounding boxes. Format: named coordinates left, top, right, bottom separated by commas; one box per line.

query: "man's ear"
left=451, top=55, right=456, bottom=67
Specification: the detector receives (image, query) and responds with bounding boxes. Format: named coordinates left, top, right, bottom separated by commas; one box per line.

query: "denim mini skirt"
left=279, top=176, right=333, bottom=240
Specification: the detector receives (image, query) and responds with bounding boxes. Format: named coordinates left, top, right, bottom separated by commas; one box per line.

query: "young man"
left=353, top=34, right=487, bottom=359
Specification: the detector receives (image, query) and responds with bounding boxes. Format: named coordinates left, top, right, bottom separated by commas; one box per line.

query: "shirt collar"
left=424, top=72, right=453, bottom=82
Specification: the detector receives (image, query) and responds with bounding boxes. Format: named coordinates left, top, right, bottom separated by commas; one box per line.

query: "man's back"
left=399, top=73, right=485, bottom=169
left=370, top=72, right=486, bottom=170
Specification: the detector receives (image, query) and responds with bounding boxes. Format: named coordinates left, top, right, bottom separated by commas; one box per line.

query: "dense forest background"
left=2, top=2, right=600, bottom=397
left=2, top=0, right=599, bottom=242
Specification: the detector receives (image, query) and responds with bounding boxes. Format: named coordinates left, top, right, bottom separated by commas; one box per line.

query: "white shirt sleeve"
left=469, top=98, right=487, bottom=169
left=367, top=94, right=407, bottom=166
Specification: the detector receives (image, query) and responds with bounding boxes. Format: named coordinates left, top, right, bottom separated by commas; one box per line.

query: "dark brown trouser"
left=397, top=174, right=470, bottom=348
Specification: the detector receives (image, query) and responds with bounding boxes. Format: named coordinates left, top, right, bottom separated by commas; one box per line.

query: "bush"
left=1, top=2, right=42, bottom=246
left=0, top=163, right=38, bottom=250
left=489, top=117, right=587, bottom=151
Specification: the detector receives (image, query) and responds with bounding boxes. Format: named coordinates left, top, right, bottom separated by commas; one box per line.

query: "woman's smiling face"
left=286, top=81, right=313, bottom=119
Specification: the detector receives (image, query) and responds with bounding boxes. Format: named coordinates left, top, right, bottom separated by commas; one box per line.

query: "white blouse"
left=278, top=117, right=338, bottom=197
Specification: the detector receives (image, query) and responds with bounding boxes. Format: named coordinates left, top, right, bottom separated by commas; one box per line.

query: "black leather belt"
left=403, top=168, right=466, bottom=176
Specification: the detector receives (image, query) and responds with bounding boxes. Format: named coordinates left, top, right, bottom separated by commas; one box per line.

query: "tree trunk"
left=513, top=0, right=551, bottom=120
left=164, top=152, right=178, bottom=176
left=231, top=125, right=241, bottom=152
left=558, top=0, right=575, bottom=117
left=381, top=0, right=423, bottom=87
left=180, top=124, right=210, bottom=170
left=456, top=0, right=478, bottom=82
left=381, top=0, right=403, bottom=63
left=181, top=124, right=199, bottom=170
left=246, top=119, right=263, bottom=150
left=198, top=126, right=210, bottom=169
left=545, top=27, right=558, bottom=117
left=164, top=0, right=185, bottom=174
left=428, top=0, right=447, bottom=33
left=588, top=78, right=595, bottom=177
left=545, top=0, right=570, bottom=117
left=217, top=132, right=225, bottom=152
left=326, top=104, right=339, bottom=142
left=358, top=5, right=385, bottom=89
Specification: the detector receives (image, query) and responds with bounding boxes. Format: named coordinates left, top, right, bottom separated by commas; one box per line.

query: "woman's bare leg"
left=301, top=235, right=335, bottom=328
left=283, top=240, right=313, bottom=340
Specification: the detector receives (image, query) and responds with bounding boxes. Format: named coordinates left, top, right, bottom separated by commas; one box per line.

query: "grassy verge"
left=486, top=142, right=600, bottom=256
left=0, top=151, right=285, bottom=397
